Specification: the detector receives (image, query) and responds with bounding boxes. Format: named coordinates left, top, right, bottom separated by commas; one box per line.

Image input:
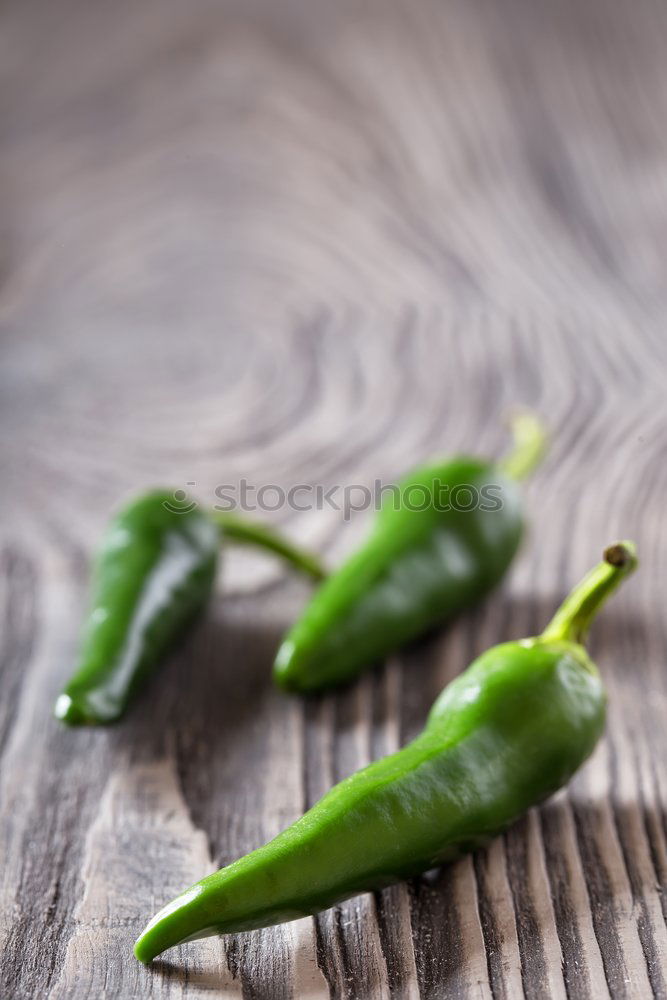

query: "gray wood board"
left=1, top=0, right=667, bottom=996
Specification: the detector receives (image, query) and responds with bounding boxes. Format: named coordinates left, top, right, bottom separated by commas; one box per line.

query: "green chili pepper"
left=274, top=413, right=547, bottom=692
left=134, top=542, right=636, bottom=963
left=55, top=491, right=325, bottom=726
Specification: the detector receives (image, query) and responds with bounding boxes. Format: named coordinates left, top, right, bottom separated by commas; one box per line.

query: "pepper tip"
left=273, top=640, right=301, bottom=692
left=133, top=936, right=155, bottom=965
left=54, top=693, right=90, bottom=726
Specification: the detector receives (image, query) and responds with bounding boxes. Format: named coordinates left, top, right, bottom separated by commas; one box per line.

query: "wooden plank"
left=1, top=0, right=667, bottom=996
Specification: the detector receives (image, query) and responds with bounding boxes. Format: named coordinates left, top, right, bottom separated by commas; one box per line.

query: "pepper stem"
left=498, top=412, right=548, bottom=482
left=212, top=512, right=327, bottom=581
left=540, top=541, right=638, bottom=646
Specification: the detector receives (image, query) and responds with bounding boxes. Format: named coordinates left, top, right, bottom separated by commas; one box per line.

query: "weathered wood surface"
left=2, top=0, right=667, bottom=996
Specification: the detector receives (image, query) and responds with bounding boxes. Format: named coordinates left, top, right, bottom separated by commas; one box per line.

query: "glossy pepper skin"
left=134, top=542, right=636, bottom=963
left=274, top=413, right=546, bottom=692
left=55, top=492, right=325, bottom=726
left=54, top=491, right=219, bottom=726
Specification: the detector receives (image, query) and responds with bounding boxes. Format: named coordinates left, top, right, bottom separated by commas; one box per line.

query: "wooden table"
left=2, top=0, right=667, bottom=996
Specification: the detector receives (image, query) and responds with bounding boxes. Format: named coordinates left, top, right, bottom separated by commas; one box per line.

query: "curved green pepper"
left=55, top=491, right=325, bottom=726
left=274, top=413, right=547, bottom=692
left=134, top=541, right=636, bottom=963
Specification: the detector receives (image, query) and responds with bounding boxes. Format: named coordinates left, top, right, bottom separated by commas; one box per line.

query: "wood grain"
left=1, top=0, right=667, bottom=996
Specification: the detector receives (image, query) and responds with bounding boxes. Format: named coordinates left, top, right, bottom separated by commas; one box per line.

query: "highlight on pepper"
left=134, top=541, right=636, bottom=964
